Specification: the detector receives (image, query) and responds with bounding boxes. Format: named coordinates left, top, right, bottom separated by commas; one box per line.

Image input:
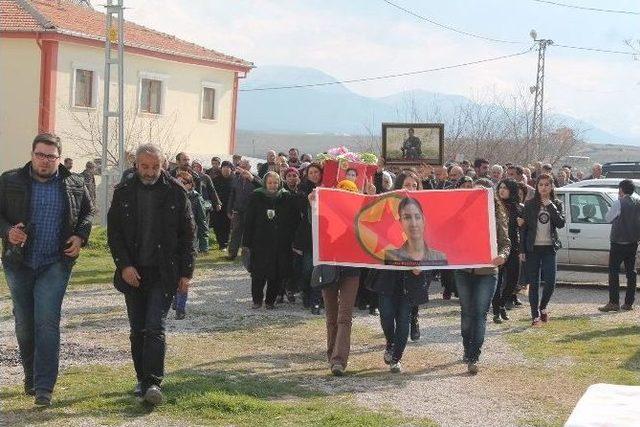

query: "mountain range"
left=237, top=65, right=637, bottom=146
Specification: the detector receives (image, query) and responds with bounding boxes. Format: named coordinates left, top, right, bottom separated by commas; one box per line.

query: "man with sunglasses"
left=0, top=133, right=94, bottom=406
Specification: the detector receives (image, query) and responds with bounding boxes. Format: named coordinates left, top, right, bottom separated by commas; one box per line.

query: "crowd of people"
left=1, top=132, right=635, bottom=408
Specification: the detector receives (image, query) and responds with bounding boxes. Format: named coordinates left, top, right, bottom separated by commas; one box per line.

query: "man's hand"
left=491, top=256, right=506, bottom=267
left=516, top=217, right=525, bottom=227
left=122, top=266, right=141, bottom=287
left=64, top=235, right=83, bottom=257
left=7, top=223, right=27, bottom=246
left=178, top=277, right=190, bottom=293
left=365, top=177, right=376, bottom=195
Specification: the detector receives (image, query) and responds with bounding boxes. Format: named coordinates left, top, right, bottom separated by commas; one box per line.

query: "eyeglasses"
left=33, top=152, right=60, bottom=162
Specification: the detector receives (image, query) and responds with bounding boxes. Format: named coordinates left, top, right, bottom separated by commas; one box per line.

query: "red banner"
left=312, top=188, right=497, bottom=270
left=321, top=160, right=377, bottom=191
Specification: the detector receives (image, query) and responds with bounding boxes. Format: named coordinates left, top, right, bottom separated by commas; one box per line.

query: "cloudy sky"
left=124, top=0, right=640, bottom=139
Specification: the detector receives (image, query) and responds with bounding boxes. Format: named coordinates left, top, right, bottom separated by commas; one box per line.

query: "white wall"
left=0, top=38, right=41, bottom=172
left=55, top=41, right=236, bottom=168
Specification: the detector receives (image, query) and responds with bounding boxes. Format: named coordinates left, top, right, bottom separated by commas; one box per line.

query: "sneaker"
left=598, top=302, right=620, bottom=312
left=252, top=303, right=262, bottom=309
left=383, top=348, right=393, bottom=365
left=34, top=391, right=52, bottom=406
left=492, top=314, right=503, bottom=324
left=133, top=382, right=143, bottom=398
left=540, top=309, right=549, bottom=323
left=621, top=303, right=634, bottom=311
left=175, top=310, right=186, bottom=320
left=368, top=307, right=379, bottom=316
left=331, top=364, right=345, bottom=376
left=311, top=305, right=321, bottom=315
left=532, top=317, right=542, bottom=327
left=410, top=319, right=421, bottom=342
left=143, top=385, right=164, bottom=406
left=467, top=363, right=478, bottom=375
left=286, top=291, right=296, bottom=303
left=390, top=361, right=402, bottom=373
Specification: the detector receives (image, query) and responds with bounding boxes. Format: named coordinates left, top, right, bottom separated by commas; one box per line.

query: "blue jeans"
left=525, top=246, right=557, bottom=319
left=175, top=291, right=188, bottom=312
left=124, top=268, right=173, bottom=390
left=3, top=260, right=73, bottom=393
left=454, top=271, right=497, bottom=363
left=378, top=293, right=411, bottom=363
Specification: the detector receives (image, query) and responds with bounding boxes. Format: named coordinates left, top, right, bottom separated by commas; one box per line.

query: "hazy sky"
left=124, top=0, right=640, bottom=138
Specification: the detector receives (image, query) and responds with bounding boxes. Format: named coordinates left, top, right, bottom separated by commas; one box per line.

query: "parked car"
left=602, top=162, right=640, bottom=179
left=554, top=186, right=639, bottom=267
left=565, top=178, right=640, bottom=191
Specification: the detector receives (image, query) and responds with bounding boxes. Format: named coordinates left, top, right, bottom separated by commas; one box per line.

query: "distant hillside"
left=238, top=65, right=638, bottom=146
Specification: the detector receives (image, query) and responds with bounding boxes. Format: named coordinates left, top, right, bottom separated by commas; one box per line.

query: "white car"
left=554, top=186, right=638, bottom=267
left=564, top=178, right=640, bottom=191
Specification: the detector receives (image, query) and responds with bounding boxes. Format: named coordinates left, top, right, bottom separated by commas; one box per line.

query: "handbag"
left=310, top=264, right=339, bottom=288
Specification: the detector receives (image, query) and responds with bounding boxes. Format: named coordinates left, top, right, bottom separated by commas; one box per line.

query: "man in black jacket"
left=227, top=159, right=262, bottom=259
left=0, top=133, right=94, bottom=406
left=107, top=143, right=195, bottom=406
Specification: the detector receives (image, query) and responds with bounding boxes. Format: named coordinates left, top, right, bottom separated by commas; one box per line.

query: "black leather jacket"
left=519, top=198, right=565, bottom=254
left=0, top=162, right=94, bottom=264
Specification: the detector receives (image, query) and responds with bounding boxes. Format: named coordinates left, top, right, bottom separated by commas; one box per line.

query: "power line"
left=381, top=0, right=637, bottom=57
left=554, top=43, right=637, bottom=56
left=531, top=0, right=640, bottom=16
left=381, top=0, right=524, bottom=44
left=240, top=48, right=533, bottom=92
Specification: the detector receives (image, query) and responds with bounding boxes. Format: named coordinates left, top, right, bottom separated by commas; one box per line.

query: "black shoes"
left=286, top=291, right=296, bottom=303
left=499, top=308, right=509, bottom=321
left=512, top=296, right=523, bottom=307
left=34, top=391, right=52, bottom=406
left=410, top=319, right=420, bottom=341
left=493, top=314, right=503, bottom=324
left=24, top=379, right=35, bottom=396
left=311, top=305, right=321, bottom=315
left=175, top=310, right=186, bottom=320
left=369, top=307, right=379, bottom=316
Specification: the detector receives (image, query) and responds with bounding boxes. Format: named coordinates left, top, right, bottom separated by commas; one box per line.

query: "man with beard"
left=108, top=144, right=195, bottom=406
left=0, top=133, right=94, bottom=406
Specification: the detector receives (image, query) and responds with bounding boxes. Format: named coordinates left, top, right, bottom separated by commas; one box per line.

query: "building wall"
left=0, top=38, right=41, bottom=172
left=55, top=41, right=236, bottom=168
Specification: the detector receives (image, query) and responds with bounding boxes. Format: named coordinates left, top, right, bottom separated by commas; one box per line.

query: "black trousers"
left=441, top=270, right=457, bottom=296
left=492, top=251, right=520, bottom=314
left=124, top=267, right=173, bottom=391
left=251, top=275, right=280, bottom=305
left=211, top=210, right=230, bottom=249
left=608, top=242, right=638, bottom=306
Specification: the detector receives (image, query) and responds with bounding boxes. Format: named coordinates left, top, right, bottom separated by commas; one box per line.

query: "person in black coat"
left=518, top=173, right=565, bottom=325
left=242, top=171, right=299, bottom=309
left=367, top=269, right=430, bottom=373
left=211, top=161, right=234, bottom=250
left=107, top=144, right=195, bottom=405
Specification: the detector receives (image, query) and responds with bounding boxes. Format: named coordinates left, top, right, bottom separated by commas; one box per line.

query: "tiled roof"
left=1, top=0, right=253, bottom=70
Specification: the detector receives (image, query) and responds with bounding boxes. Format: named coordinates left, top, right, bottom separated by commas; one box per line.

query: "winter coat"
left=366, top=269, right=430, bottom=305
left=519, top=197, right=565, bottom=254
left=242, top=187, right=299, bottom=280
left=0, top=162, right=94, bottom=264
left=107, top=171, right=195, bottom=293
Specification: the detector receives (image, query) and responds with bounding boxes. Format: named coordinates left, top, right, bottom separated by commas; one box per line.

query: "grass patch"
left=0, top=364, right=436, bottom=426
left=507, top=316, right=640, bottom=386
left=0, top=226, right=229, bottom=297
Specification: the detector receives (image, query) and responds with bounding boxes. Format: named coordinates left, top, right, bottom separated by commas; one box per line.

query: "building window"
left=140, top=78, right=162, bottom=114
left=74, top=69, right=94, bottom=108
left=202, top=87, right=216, bottom=120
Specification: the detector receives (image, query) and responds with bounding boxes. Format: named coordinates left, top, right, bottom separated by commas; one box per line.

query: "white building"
left=0, top=0, right=254, bottom=172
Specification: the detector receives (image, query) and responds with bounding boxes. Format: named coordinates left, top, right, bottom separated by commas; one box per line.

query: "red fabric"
left=321, top=160, right=377, bottom=191
left=315, top=188, right=494, bottom=268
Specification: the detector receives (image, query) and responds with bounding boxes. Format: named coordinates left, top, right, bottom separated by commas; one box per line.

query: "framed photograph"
left=382, top=123, right=444, bottom=165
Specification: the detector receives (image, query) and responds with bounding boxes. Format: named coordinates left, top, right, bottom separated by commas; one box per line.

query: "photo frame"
left=382, top=123, right=444, bottom=166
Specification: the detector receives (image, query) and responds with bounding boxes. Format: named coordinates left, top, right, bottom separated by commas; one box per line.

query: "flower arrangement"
left=316, top=146, right=378, bottom=167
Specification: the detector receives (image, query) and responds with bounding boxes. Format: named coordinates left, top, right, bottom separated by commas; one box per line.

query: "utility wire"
left=382, top=0, right=637, bottom=56
left=554, top=43, right=637, bottom=56
left=240, top=48, right=533, bottom=92
left=382, top=0, right=524, bottom=44
left=531, top=0, right=640, bottom=16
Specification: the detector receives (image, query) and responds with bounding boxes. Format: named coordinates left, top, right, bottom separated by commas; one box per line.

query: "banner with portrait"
left=312, top=188, right=497, bottom=270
